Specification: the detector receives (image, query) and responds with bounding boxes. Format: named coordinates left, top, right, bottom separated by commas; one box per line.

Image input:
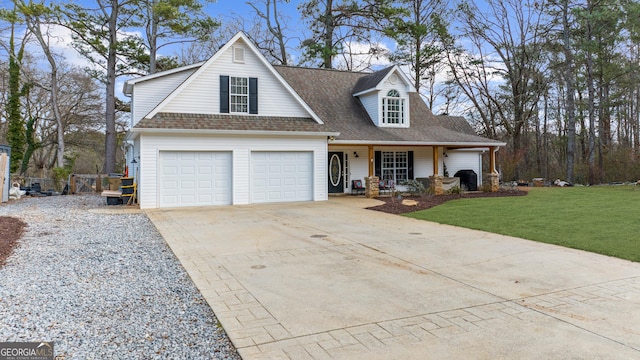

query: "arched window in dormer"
left=383, top=89, right=406, bottom=125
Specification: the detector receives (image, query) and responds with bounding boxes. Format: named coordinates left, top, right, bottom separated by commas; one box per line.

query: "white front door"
left=251, top=151, right=313, bottom=203
left=159, top=151, right=232, bottom=207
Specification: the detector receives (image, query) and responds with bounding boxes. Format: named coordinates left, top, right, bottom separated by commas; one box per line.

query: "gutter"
left=330, top=140, right=507, bottom=147
left=128, top=128, right=341, bottom=138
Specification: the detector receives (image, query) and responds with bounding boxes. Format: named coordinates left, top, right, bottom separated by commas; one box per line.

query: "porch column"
left=432, top=146, right=439, bottom=175
left=430, top=146, right=444, bottom=195
left=365, top=176, right=379, bottom=198
left=368, top=145, right=374, bottom=177
left=489, top=146, right=499, bottom=192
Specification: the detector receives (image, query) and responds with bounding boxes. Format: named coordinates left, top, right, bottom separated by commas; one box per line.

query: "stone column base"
left=365, top=176, right=379, bottom=198
left=429, top=175, right=444, bottom=195
left=489, top=173, right=500, bottom=192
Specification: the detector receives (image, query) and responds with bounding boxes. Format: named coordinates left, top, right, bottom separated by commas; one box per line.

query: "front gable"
left=353, top=66, right=414, bottom=128
left=141, top=33, right=322, bottom=124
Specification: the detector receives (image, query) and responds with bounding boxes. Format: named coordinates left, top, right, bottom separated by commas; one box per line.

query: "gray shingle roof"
left=352, top=66, right=394, bottom=94
left=134, top=63, right=501, bottom=145
left=274, top=66, right=501, bottom=145
left=134, top=113, right=329, bottom=133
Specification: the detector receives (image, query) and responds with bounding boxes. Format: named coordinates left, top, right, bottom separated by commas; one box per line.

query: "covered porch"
left=327, top=143, right=501, bottom=197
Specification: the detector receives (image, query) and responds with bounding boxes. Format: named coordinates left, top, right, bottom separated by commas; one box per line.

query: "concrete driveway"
left=146, top=197, right=640, bottom=359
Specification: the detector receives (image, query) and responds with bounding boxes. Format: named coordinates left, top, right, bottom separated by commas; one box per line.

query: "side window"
left=220, top=76, right=258, bottom=114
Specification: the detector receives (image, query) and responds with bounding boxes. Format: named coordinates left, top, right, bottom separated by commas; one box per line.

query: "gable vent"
left=233, top=46, right=245, bottom=63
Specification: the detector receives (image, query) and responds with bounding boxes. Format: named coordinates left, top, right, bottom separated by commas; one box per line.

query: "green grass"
left=404, top=186, right=640, bottom=262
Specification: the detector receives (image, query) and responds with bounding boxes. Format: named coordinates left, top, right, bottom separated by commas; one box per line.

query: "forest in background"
left=1, top=0, right=640, bottom=184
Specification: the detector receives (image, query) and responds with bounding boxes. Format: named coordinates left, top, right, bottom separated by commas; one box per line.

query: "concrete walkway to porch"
left=146, top=197, right=640, bottom=359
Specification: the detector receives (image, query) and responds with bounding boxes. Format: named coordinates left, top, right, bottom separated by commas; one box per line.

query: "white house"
left=123, top=32, right=505, bottom=209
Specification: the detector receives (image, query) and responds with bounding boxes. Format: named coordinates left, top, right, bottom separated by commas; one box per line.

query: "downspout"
left=490, top=146, right=498, bottom=174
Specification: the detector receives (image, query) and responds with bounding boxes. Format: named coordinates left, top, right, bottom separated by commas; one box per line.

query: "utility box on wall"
left=0, top=145, right=10, bottom=203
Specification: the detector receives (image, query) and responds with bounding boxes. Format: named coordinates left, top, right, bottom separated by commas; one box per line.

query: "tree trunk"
left=586, top=47, right=596, bottom=184
left=148, top=0, right=158, bottom=74
left=272, top=0, right=288, bottom=65
left=563, top=0, right=576, bottom=183
left=544, top=94, right=549, bottom=179
left=584, top=0, right=597, bottom=184
left=636, top=86, right=640, bottom=152
left=27, top=14, right=65, bottom=168
left=7, top=23, right=26, bottom=174
left=104, top=0, right=119, bottom=174
left=323, top=0, right=334, bottom=68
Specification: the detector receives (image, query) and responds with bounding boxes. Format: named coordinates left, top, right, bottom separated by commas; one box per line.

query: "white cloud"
left=333, top=41, right=392, bottom=71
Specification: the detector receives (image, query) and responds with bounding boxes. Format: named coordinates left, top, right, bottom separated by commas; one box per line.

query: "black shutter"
left=374, top=151, right=381, bottom=178
left=249, top=77, right=258, bottom=114
left=408, top=151, right=414, bottom=180
left=220, top=75, right=229, bottom=113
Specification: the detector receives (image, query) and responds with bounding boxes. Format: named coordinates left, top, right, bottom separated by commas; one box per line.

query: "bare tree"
left=443, top=0, right=550, bottom=179
left=17, top=0, right=66, bottom=168
left=247, top=0, right=291, bottom=65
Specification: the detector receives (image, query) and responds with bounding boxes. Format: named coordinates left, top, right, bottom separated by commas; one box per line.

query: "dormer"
left=352, top=66, right=415, bottom=128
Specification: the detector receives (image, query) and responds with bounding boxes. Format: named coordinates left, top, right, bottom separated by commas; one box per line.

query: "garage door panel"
left=251, top=151, right=313, bottom=203
left=162, top=166, right=178, bottom=176
left=199, top=166, right=212, bottom=175
left=159, top=151, right=232, bottom=207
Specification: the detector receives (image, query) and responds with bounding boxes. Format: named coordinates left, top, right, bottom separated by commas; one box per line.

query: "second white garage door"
left=159, top=151, right=232, bottom=207
left=251, top=151, right=313, bottom=203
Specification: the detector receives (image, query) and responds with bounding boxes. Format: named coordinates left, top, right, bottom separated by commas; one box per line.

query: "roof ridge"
left=273, top=64, right=374, bottom=75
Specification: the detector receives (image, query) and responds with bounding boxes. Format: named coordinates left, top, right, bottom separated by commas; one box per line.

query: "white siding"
left=444, top=150, right=483, bottom=186
left=138, top=133, right=327, bottom=209
left=131, top=69, right=196, bottom=126
left=126, top=138, right=141, bottom=182
left=413, top=147, right=435, bottom=178
left=328, top=146, right=439, bottom=193
left=161, top=38, right=310, bottom=118
left=382, top=70, right=411, bottom=94
left=358, top=93, right=380, bottom=126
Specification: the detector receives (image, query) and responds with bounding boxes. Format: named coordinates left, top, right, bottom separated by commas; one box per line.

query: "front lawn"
left=405, top=186, right=640, bottom=262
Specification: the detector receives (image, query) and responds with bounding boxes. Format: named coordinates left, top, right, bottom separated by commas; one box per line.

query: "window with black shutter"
left=220, top=76, right=258, bottom=114
left=374, top=151, right=414, bottom=182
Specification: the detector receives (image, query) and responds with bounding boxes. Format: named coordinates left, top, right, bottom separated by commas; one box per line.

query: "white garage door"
left=251, top=151, right=313, bottom=203
left=159, top=151, right=232, bottom=207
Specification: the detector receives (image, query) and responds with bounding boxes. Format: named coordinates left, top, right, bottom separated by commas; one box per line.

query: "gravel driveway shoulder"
left=0, top=195, right=240, bottom=359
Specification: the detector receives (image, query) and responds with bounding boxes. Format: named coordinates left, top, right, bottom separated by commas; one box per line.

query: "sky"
left=0, top=0, right=488, bottom=114
left=208, top=1, right=301, bottom=26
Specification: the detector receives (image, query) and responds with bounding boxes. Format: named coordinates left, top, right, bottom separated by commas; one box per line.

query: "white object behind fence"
left=0, top=152, right=8, bottom=203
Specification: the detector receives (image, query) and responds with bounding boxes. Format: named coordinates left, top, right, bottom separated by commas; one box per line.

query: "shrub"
left=51, top=167, right=72, bottom=191
left=402, top=179, right=426, bottom=195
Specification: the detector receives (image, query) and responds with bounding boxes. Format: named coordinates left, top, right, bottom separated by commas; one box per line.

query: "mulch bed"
left=367, top=189, right=528, bottom=215
left=0, top=216, right=27, bottom=268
